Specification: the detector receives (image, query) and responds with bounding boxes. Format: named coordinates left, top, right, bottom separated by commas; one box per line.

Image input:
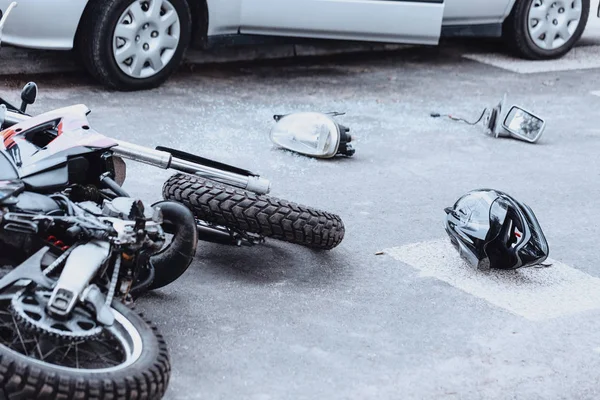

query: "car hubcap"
left=527, top=0, right=582, bottom=50
left=112, top=0, right=181, bottom=79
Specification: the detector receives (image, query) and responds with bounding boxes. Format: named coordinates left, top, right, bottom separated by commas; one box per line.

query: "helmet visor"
left=484, top=196, right=548, bottom=269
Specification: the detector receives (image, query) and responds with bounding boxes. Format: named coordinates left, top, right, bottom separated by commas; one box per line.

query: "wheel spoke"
left=35, top=340, right=44, bottom=360
left=160, top=35, right=179, bottom=50
left=115, top=23, right=137, bottom=41
left=544, top=28, right=557, bottom=47
left=130, top=56, right=145, bottom=77
left=115, top=44, right=137, bottom=64
left=129, top=1, right=147, bottom=24
left=530, top=22, right=547, bottom=39
left=160, top=10, right=178, bottom=30
left=148, top=0, right=162, bottom=20
left=11, top=315, right=28, bottom=354
left=75, top=344, right=79, bottom=369
left=76, top=347, right=119, bottom=365
left=149, top=51, right=163, bottom=71
left=566, top=7, right=582, bottom=21
left=557, top=24, right=571, bottom=40
left=529, top=6, right=547, bottom=20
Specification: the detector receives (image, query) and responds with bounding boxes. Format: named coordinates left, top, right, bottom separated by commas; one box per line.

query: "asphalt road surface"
left=3, top=35, right=600, bottom=399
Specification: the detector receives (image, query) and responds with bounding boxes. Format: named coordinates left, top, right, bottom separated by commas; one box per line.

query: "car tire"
left=78, top=0, right=192, bottom=91
left=503, top=0, right=590, bottom=60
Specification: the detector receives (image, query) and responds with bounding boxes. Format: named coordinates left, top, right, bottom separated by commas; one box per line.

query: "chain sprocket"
left=10, top=289, right=103, bottom=340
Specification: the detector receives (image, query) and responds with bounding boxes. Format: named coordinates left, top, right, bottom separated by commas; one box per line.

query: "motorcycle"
left=0, top=184, right=186, bottom=398
left=0, top=3, right=345, bottom=397
left=0, top=89, right=344, bottom=254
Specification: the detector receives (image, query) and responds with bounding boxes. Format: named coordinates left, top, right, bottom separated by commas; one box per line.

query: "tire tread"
left=0, top=308, right=170, bottom=400
left=163, top=174, right=345, bottom=250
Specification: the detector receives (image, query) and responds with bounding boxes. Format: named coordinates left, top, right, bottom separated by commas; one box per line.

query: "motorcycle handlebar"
left=3, top=109, right=28, bottom=125
left=2, top=110, right=272, bottom=195
left=112, top=140, right=271, bottom=194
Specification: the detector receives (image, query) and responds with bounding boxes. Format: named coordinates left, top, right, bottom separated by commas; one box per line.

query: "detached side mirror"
left=502, top=106, right=546, bottom=143
left=483, top=93, right=507, bottom=138
left=483, top=94, right=545, bottom=143
left=20, top=82, right=37, bottom=113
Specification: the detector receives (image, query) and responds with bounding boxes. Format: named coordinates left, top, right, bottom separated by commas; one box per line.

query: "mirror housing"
left=501, top=106, right=546, bottom=143
left=20, top=82, right=37, bottom=113
left=483, top=94, right=545, bottom=143
left=484, top=93, right=507, bottom=138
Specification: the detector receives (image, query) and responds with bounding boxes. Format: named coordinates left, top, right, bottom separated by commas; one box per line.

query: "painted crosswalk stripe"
left=463, top=45, right=600, bottom=74
left=385, top=239, right=600, bottom=321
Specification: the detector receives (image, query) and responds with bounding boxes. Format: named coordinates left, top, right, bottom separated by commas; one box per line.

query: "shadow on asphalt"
left=191, top=240, right=351, bottom=287
left=4, top=34, right=600, bottom=92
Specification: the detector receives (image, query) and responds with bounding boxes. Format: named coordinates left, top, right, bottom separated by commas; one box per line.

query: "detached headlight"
left=270, top=112, right=354, bottom=158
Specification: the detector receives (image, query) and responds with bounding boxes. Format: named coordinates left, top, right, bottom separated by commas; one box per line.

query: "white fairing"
left=239, top=0, right=445, bottom=44
left=0, top=0, right=88, bottom=49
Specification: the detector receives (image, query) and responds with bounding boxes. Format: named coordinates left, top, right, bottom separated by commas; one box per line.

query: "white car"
left=0, top=0, right=595, bottom=90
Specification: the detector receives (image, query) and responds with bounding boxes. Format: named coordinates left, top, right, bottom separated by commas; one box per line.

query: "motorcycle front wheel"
left=0, top=296, right=170, bottom=399
left=163, top=174, right=345, bottom=250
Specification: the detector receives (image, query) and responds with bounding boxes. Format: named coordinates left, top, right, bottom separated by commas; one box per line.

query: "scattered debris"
left=483, top=93, right=546, bottom=143
left=270, top=112, right=355, bottom=158
left=432, top=93, right=546, bottom=143
left=444, top=189, right=549, bottom=271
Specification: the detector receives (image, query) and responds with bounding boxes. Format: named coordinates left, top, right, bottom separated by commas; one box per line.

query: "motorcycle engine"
left=101, top=197, right=157, bottom=221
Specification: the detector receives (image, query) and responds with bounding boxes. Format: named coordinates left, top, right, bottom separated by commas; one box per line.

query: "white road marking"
left=463, top=7, right=600, bottom=73
left=463, top=45, right=600, bottom=74
left=591, top=91, right=600, bottom=96
left=384, top=239, right=600, bottom=321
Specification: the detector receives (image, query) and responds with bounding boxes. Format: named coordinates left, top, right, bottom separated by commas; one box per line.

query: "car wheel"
left=78, top=0, right=192, bottom=91
left=503, top=0, right=590, bottom=59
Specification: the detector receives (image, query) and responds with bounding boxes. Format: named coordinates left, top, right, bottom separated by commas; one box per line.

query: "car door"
left=239, top=0, right=445, bottom=45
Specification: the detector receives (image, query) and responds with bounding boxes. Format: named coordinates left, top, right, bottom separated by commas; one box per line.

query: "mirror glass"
left=503, top=106, right=545, bottom=142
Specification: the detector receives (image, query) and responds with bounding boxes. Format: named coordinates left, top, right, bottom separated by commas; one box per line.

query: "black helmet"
left=444, top=189, right=549, bottom=270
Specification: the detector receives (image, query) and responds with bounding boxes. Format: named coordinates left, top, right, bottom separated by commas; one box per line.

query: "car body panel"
left=443, top=0, right=514, bottom=25
left=0, top=0, right=583, bottom=51
left=239, top=0, right=445, bottom=45
left=0, top=0, right=88, bottom=50
left=206, top=0, right=242, bottom=36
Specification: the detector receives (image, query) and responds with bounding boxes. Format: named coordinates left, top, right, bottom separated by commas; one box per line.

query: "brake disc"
left=11, top=289, right=103, bottom=341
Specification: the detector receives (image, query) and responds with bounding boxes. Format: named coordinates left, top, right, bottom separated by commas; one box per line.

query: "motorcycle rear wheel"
left=163, top=174, right=345, bottom=250
left=0, top=298, right=170, bottom=400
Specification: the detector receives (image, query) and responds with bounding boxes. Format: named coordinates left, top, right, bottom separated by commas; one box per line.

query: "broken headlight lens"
left=270, top=112, right=354, bottom=158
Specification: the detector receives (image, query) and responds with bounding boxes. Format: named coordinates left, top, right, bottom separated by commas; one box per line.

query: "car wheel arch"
left=73, top=0, right=208, bottom=50
left=503, top=0, right=520, bottom=21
